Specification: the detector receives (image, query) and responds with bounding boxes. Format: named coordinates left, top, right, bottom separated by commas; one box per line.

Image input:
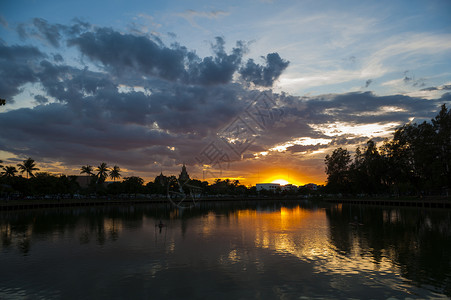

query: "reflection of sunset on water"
left=236, top=206, right=332, bottom=261
left=1, top=203, right=450, bottom=298
left=213, top=205, right=406, bottom=280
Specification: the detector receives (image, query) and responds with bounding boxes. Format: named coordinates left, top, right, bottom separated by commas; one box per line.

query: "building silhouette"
left=178, top=163, right=190, bottom=183
left=154, top=172, right=168, bottom=186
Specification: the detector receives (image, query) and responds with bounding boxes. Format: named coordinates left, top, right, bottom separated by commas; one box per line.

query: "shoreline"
left=323, top=197, right=451, bottom=209
left=1, top=195, right=451, bottom=211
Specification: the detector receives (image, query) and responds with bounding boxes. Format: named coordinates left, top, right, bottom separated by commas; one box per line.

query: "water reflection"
left=326, top=204, right=451, bottom=296
left=0, top=201, right=450, bottom=298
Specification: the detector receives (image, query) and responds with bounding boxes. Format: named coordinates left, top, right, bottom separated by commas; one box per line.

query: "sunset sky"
left=1, top=0, right=450, bottom=186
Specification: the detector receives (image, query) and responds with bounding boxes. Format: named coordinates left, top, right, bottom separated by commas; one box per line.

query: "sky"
left=1, top=0, right=450, bottom=186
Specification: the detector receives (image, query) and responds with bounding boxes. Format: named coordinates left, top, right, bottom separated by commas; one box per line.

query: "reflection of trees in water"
left=17, top=233, right=31, bottom=255
left=326, top=205, right=451, bottom=296
left=0, top=200, right=323, bottom=254
left=0, top=224, right=12, bottom=248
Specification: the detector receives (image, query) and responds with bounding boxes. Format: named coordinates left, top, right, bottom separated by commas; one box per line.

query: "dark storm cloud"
left=186, top=37, right=245, bottom=85
left=68, top=29, right=245, bottom=85
left=239, top=53, right=289, bottom=87
left=0, top=44, right=44, bottom=100
left=0, top=36, right=248, bottom=168
left=67, top=27, right=187, bottom=80
left=0, top=102, right=182, bottom=167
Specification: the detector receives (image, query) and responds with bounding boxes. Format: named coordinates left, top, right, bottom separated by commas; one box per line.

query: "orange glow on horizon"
left=259, top=169, right=306, bottom=186
left=203, top=166, right=324, bottom=187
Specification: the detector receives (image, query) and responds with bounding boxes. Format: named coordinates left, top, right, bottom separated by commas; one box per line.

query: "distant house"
left=256, top=183, right=280, bottom=192
left=155, top=172, right=168, bottom=186
left=282, top=184, right=297, bottom=191
left=304, top=183, right=318, bottom=191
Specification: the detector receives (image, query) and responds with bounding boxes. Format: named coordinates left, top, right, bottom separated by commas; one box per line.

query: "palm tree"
left=2, top=166, right=18, bottom=177
left=109, top=165, right=121, bottom=181
left=80, top=165, right=94, bottom=176
left=17, top=158, right=39, bottom=179
left=96, top=162, right=109, bottom=182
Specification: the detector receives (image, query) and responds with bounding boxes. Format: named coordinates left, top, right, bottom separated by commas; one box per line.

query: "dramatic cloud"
left=69, top=30, right=246, bottom=85
left=0, top=44, right=44, bottom=100
left=0, top=22, right=274, bottom=175
left=1, top=17, right=450, bottom=183
left=239, top=53, right=289, bottom=87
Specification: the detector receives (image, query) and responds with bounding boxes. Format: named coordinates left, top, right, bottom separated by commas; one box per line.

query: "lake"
left=1, top=200, right=450, bottom=299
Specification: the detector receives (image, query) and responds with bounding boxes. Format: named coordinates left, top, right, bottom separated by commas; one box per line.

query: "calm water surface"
left=1, top=200, right=450, bottom=299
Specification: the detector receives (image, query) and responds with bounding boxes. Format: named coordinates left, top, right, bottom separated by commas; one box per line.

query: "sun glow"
left=258, top=169, right=307, bottom=186
left=271, top=179, right=290, bottom=185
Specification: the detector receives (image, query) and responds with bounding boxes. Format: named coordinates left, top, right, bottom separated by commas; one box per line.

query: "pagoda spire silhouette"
left=178, top=162, right=190, bottom=183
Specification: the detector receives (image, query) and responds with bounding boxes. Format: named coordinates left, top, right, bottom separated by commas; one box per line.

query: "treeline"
left=1, top=160, right=316, bottom=199
left=325, top=104, right=451, bottom=196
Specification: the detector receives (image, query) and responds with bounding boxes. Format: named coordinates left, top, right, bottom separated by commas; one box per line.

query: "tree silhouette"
left=109, top=165, right=121, bottom=181
left=122, top=176, right=144, bottom=196
left=17, top=158, right=39, bottom=179
left=324, top=147, right=351, bottom=193
left=96, top=162, right=109, bottom=183
left=2, top=166, right=18, bottom=177
left=80, top=165, right=94, bottom=176
left=325, top=104, right=451, bottom=196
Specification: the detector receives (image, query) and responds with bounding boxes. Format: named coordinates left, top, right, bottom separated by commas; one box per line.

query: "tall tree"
left=325, top=147, right=351, bottom=193
left=17, top=158, right=39, bottom=179
left=80, top=165, right=94, bottom=176
left=362, top=140, right=387, bottom=194
left=432, top=104, right=451, bottom=191
left=96, top=163, right=109, bottom=183
left=380, top=137, right=413, bottom=195
left=109, top=165, right=121, bottom=181
left=349, top=147, right=366, bottom=194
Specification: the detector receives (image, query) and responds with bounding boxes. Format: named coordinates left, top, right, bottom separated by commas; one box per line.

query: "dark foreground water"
left=1, top=200, right=450, bottom=299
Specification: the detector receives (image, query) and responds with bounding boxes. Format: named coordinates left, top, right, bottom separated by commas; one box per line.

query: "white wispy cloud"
left=176, top=9, right=229, bottom=29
